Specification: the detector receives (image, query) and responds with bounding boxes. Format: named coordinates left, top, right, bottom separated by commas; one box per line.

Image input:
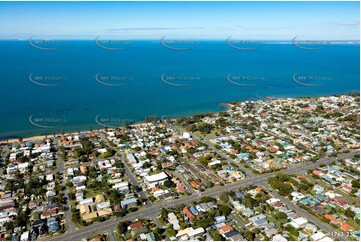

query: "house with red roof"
left=312, top=170, right=324, bottom=176
left=335, top=199, right=349, bottom=208
left=176, top=184, right=185, bottom=193
left=324, top=214, right=340, bottom=224
left=340, top=222, right=355, bottom=232
left=183, top=207, right=195, bottom=220
left=129, top=221, right=144, bottom=230
left=342, top=184, right=352, bottom=193
left=267, top=147, right=278, bottom=153
left=218, top=224, right=233, bottom=234
left=190, top=181, right=200, bottom=189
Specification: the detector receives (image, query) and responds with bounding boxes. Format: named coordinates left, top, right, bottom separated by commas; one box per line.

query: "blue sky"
left=0, top=1, right=359, bottom=40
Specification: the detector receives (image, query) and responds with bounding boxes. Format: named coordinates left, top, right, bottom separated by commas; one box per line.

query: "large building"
left=143, top=172, right=169, bottom=188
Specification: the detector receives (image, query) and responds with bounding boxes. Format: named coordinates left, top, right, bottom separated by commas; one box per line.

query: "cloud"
left=338, top=21, right=359, bottom=26
left=244, top=26, right=295, bottom=30
left=105, top=27, right=205, bottom=32
left=231, top=25, right=296, bottom=31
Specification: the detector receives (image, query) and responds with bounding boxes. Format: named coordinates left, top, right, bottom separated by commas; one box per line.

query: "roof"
left=219, top=224, right=233, bottom=234
left=272, top=234, right=287, bottom=241
left=95, top=194, right=105, bottom=202
left=144, top=172, right=168, bottom=182
left=310, top=232, right=325, bottom=241
left=97, top=208, right=112, bottom=217
left=324, top=214, right=339, bottom=224
left=121, top=198, right=137, bottom=207
left=294, top=217, right=308, bottom=226
left=145, top=232, right=156, bottom=241
left=340, top=222, right=355, bottom=232
left=82, top=211, right=98, bottom=221
left=130, top=221, right=144, bottom=230
left=79, top=205, right=90, bottom=214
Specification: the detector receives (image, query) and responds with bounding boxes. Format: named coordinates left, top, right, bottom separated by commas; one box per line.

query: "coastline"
left=0, top=91, right=359, bottom=144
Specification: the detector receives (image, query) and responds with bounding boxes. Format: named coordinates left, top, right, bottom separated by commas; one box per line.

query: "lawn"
left=85, top=187, right=102, bottom=198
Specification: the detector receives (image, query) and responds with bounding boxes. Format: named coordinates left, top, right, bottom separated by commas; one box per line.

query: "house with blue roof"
left=47, top=217, right=60, bottom=232
left=315, top=194, right=329, bottom=202
left=235, top=192, right=245, bottom=199
left=190, top=206, right=199, bottom=215
left=236, top=153, right=248, bottom=160
left=323, top=176, right=336, bottom=184
left=300, top=198, right=315, bottom=206
left=313, top=185, right=324, bottom=194
left=121, top=198, right=138, bottom=209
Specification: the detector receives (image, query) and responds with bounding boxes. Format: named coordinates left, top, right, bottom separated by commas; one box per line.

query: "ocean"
left=0, top=40, right=359, bottom=139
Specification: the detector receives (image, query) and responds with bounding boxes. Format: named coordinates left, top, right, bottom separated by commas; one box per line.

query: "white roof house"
left=20, top=231, right=29, bottom=241
left=79, top=198, right=93, bottom=205
left=310, top=232, right=325, bottom=241
left=143, top=172, right=169, bottom=188
left=112, top=182, right=129, bottom=190
left=182, top=132, right=191, bottom=139
left=97, top=202, right=111, bottom=210
left=126, top=154, right=137, bottom=163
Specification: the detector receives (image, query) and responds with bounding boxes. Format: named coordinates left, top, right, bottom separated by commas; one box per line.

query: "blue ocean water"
left=0, top=40, right=359, bottom=139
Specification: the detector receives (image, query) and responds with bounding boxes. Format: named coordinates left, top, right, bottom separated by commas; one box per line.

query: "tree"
left=200, top=196, right=216, bottom=203
left=117, top=221, right=129, bottom=234
left=166, top=227, right=176, bottom=237
left=244, top=231, right=255, bottom=241
left=161, top=208, right=168, bottom=219
left=164, top=180, right=175, bottom=188
left=210, top=230, right=223, bottom=241
left=218, top=205, right=232, bottom=216
left=197, top=122, right=214, bottom=134
left=345, top=208, right=355, bottom=218
left=351, top=179, right=360, bottom=188
left=219, top=193, right=229, bottom=203
left=274, top=211, right=287, bottom=220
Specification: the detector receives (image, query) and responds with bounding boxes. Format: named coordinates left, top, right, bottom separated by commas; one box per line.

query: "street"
left=41, top=151, right=358, bottom=241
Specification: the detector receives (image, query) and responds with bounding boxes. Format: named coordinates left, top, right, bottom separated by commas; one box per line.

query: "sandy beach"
left=0, top=119, right=163, bottom=145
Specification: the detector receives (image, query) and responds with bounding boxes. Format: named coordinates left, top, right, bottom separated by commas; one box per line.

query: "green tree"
left=218, top=205, right=232, bottom=216
left=244, top=231, right=255, bottom=241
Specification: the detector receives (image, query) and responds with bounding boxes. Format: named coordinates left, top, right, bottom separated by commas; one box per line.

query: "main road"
left=41, top=151, right=358, bottom=241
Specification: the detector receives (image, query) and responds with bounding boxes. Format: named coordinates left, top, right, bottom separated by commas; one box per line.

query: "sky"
left=0, top=1, right=359, bottom=40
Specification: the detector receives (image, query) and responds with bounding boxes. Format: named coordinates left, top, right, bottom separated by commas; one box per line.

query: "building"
left=183, top=207, right=195, bottom=221
left=121, top=198, right=137, bottom=209
left=143, top=172, right=169, bottom=188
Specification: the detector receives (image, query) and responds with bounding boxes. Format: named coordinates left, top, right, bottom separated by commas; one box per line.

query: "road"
left=172, top=125, right=256, bottom=179
left=41, top=151, right=357, bottom=241
left=229, top=213, right=249, bottom=232
left=173, top=171, right=195, bottom=194
left=106, top=230, right=116, bottom=241
left=151, top=215, right=170, bottom=241
left=55, top=138, right=75, bottom=234
left=261, top=183, right=347, bottom=241
left=120, top=154, right=152, bottom=208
